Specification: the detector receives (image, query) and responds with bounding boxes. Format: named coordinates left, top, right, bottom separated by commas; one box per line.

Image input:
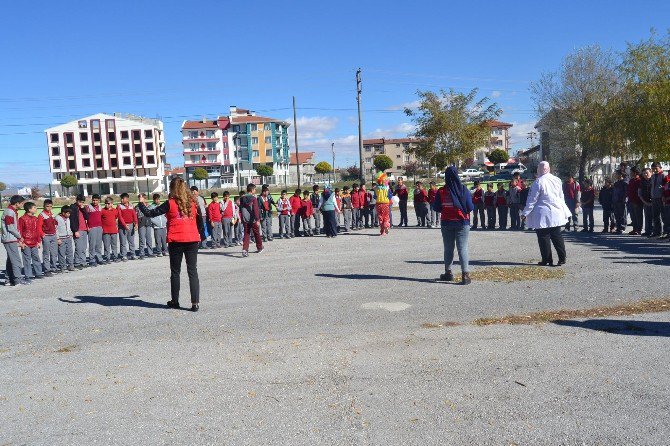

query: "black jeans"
left=613, top=202, right=626, bottom=232
left=630, top=203, right=643, bottom=233
left=168, top=242, right=200, bottom=304
left=535, top=226, right=566, bottom=264
left=472, top=203, right=485, bottom=229
left=399, top=200, right=408, bottom=226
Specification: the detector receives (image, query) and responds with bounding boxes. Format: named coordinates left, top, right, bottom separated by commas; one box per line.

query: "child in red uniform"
left=484, top=183, right=496, bottom=229
left=37, top=199, right=58, bottom=276
left=207, top=192, right=223, bottom=248
left=289, top=189, right=303, bottom=237
left=220, top=191, right=234, bottom=248
left=351, top=183, right=362, bottom=230
left=277, top=190, right=292, bottom=239
left=301, top=190, right=314, bottom=236
left=495, top=183, right=509, bottom=230
left=428, top=182, right=439, bottom=228
left=117, top=193, right=138, bottom=260
left=102, top=197, right=125, bottom=263
left=470, top=181, right=485, bottom=230
left=19, top=202, right=44, bottom=279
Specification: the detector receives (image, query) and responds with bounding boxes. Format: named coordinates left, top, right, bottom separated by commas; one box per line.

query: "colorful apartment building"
left=182, top=117, right=235, bottom=188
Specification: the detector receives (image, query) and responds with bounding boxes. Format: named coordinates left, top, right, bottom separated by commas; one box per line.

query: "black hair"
left=343, top=186, right=349, bottom=191
left=44, top=199, right=53, bottom=206
left=281, top=189, right=287, bottom=194
left=23, top=202, right=36, bottom=212
left=10, top=195, right=25, bottom=205
left=120, top=193, right=129, bottom=199
left=76, top=194, right=85, bottom=202
left=335, top=188, right=340, bottom=192
left=190, top=186, right=199, bottom=191
left=223, top=191, right=230, bottom=197
left=60, top=205, right=71, bottom=214
left=313, top=185, right=319, bottom=191
left=211, top=192, right=219, bottom=199
left=261, top=185, right=269, bottom=192
left=152, top=193, right=161, bottom=200
left=246, top=183, right=256, bottom=192
left=92, top=194, right=101, bottom=200
left=302, top=190, right=310, bottom=195
left=352, top=183, right=358, bottom=188
left=473, top=181, right=480, bottom=186
left=294, top=188, right=301, bottom=195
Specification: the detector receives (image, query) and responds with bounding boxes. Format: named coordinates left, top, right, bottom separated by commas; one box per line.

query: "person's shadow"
left=58, top=295, right=167, bottom=309
left=553, top=319, right=670, bottom=337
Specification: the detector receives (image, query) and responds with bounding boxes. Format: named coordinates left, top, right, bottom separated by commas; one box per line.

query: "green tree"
left=487, top=149, right=509, bottom=165
left=341, top=165, right=361, bottom=181
left=431, top=152, right=450, bottom=172
left=256, top=164, right=274, bottom=184
left=373, top=155, right=393, bottom=173
left=60, top=175, right=78, bottom=196
left=405, top=88, right=501, bottom=166
left=193, top=167, right=209, bottom=190
left=404, top=161, right=420, bottom=182
left=314, top=161, right=332, bottom=182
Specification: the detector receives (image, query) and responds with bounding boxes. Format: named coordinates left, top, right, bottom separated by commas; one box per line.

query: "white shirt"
left=522, top=173, right=571, bottom=229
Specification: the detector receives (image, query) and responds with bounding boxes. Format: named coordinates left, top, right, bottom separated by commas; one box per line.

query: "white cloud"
left=286, top=116, right=339, bottom=139
left=366, top=122, right=416, bottom=138
left=508, top=120, right=539, bottom=150
left=386, top=99, right=422, bottom=111
left=491, top=90, right=502, bottom=98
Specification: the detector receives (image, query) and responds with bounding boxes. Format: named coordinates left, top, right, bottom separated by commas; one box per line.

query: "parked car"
left=501, top=162, right=527, bottom=175
left=488, top=171, right=514, bottom=181
left=458, top=168, right=484, bottom=180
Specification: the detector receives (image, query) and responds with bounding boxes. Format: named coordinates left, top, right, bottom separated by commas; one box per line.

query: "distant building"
left=474, top=120, right=513, bottom=164
left=289, top=152, right=315, bottom=185
left=182, top=117, right=234, bottom=189
left=362, top=138, right=424, bottom=179
left=45, top=113, right=166, bottom=196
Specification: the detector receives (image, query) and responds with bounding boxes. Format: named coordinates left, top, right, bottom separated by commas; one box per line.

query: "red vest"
left=438, top=188, right=467, bottom=222
left=166, top=199, right=200, bottom=243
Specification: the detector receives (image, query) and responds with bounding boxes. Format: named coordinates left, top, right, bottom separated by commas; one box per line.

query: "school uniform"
left=150, top=204, right=168, bottom=255
left=117, top=203, right=138, bottom=259
left=220, top=199, right=234, bottom=247
left=2, top=205, right=25, bottom=284
left=233, top=201, right=243, bottom=244
left=18, top=214, right=43, bottom=279
left=351, top=189, right=362, bottom=229
left=563, top=181, right=581, bottom=230
left=394, top=185, right=409, bottom=226
left=101, top=207, right=125, bottom=262
left=414, top=188, right=429, bottom=227
left=195, top=195, right=208, bottom=248
left=495, top=190, right=509, bottom=229
left=428, top=188, right=439, bottom=227
left=508, top=185, right=521, bottom=230
left=484, top=191, right=496, bottom=229
left=136, top=205, right=154, bottom=258
left=335, top=195, right=343, bottom=231
left=650, top=171, right=667, bottom=236
left=55, top=213, right=74, bottom=271
left=310, top=192, right=322, bottom=234
left=86, top=204, right=104, bottom=265
left=627, top=177, right=643, bottom=234
left=300, top=198, right=314, bottom=235
left=599, top=186, right=614, bottom=232
left=366, top=189, right=378, bottom=227
left=276, top=197, right=292, bottom=238
left=37, top=210, right=58, bottom=273
left=341, top=193, right=353, bottom=231
left=580, top=187, right=595, bottom=231
left=258, top=195, right=274, bottom=241
left=612, top=179, right=627, bottom=232
left=470, top=188, right=485, bottom=229
left=289, top=194, right=302, bottom=237
left=72, top=204, right=89, bottom=267
left=207, top=200, right=223, bottom=248
left=240, top=193, right=263, bottom=252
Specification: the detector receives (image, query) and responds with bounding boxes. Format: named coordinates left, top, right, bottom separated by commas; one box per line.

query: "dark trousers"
left=472, top=203, right=485, bottom=229
left=582, top=206, right=594, bottom=230
left=323, top=210, right=338, bottom=237
left=643, top=204, right=653, bottom=234
left=243, top=221, right=263, bottom=251
left=399, top=200, right=408, bottom=226
left=613, top=202, right=626, bottom=232
left=536, top=226, right=566, bottom=264
left=292, top=214, right=302, bottom=236
left=486, top=205, right=496, bottom=229
left=510, top=203, right=521, bottom=229
left=168, top=241, right=199, bottom=304
left=602, top=205, right=613, bottom=230
left=630, top=203, right=643, bottom=233
left=497, top=205, right=508, bottom=229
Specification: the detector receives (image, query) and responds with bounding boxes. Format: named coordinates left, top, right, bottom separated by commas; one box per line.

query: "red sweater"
left=86, top=204, right=103, bottom=228
left=101, top=207, right=124, bottom=234
left=289, top=195, right=302, bottom=215
left=207, top=201, right=222, bottom=222
left=301, top=199, right=313, bottom=218
left=19, top=214, right=41, bottom=247
left=37, top=210, right=57, bottom=236
left=220, top=199, right=234, bottom=219
left=472, top=188, right=483, bottom=205
left=627, top=178, right=641, bottom=205
left=117, top=204, right=138, bottom=226
left=351, top=190, right=361, bottom=208
left=414, top=189, right=428, bottom=203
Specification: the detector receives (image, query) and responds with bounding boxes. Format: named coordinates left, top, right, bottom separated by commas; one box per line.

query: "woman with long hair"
left=137, top=177, right=204, bottom=311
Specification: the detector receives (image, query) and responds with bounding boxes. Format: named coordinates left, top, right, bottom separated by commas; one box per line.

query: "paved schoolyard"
left=1, top=208, right=669, bottom=445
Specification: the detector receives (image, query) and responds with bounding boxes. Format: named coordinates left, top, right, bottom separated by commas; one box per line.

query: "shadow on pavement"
left=562, top=231, right=670, bottom=264
left=315, top=272, right=437, bottom=284
left=406, top=259, right=531, bottom=266
left=58, top=295, right=168, bottom=309
left=553, top=319, right=670, bottom=337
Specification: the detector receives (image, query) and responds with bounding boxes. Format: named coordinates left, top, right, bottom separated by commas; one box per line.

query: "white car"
left=458, top=168, right=483, bottom=179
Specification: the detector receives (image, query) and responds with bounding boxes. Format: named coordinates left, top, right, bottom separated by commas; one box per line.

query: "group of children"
left=469, top=173, right=529, bottom=231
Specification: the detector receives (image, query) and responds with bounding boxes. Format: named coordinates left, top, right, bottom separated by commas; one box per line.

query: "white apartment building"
left=46, top=113, right=166, bottom=196
left=474, top=120, right=513, bottom=164
left=182, top=117, right=236, bottom=189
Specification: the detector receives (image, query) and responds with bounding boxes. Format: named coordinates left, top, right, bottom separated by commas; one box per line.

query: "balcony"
left=182, top=137, right=218, bottom=143
left=185, top=159, right=221, bottom=166
left=183, top=148, right=220, bottom=155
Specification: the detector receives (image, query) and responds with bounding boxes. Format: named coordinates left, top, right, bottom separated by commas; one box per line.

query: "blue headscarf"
left=445, top=166, right=473, bottom=214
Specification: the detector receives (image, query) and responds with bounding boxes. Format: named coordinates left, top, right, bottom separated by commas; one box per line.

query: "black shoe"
left=537, top=261, right=553, bottom=266
left=44, top=271, right=54, bottom=277
left=461, top=272, right=472, bottom=285
left=167, top=300, right=180, bottom=309
left=76, top=265, right=84, bottom=270
left=556, top=260, right=566, bottom=266
left=439, top=271, right=454, bottom=281
left=191, top=304, right=199, bottom=312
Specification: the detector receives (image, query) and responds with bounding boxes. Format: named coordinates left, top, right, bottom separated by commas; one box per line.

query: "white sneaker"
left=257, top=248, right=264, bottom=254
left=242, top=250, right=249, bottom=257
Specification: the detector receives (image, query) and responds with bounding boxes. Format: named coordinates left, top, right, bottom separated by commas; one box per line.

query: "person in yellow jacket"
left=375, top=172, right=394, bottom=236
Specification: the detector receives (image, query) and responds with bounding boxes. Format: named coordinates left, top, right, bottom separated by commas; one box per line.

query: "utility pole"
left=331, top=142, right=335, bottom=185
left=293, top=96, right=300, bottom=188
left=527, top=131, right=537, bottom=148
left=356, top=68, right=364, bottom=185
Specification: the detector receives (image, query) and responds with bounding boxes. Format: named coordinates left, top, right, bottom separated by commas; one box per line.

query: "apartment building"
left=474, top=120, right=513, bottom=164
left=362, top=138, right=422, bottom=178
left=45, top=113, right=166, bottom=196
left=182, top=116, right=235, bottom=188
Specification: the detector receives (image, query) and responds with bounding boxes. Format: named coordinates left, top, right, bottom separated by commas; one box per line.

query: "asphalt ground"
left=1, top=207, right=669, bottom=445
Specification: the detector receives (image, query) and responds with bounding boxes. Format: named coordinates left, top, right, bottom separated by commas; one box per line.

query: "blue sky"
left=1, top=0, right=668, bottom=184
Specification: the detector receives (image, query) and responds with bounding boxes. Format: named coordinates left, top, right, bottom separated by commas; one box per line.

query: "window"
left=265, top=149, right=273, bottom=157
left=205, top=130, right=215, bottom=138
left=94, top=146, right=102, bottom=155
left=404, top=155, right=410, bottom=162
left=223, top=154, right=229, bottom=160
left=206, top=142, right=216, bottom=150
left=365, top=157, right=372, bottom=163
left=95, top=159, right=103, bottom=168
left=147, top=155, right=155, bottom=164
left=397, top=165, right=403, bottom=170
left=81, top=145, right=90, bottom=155
left=223, top=141, right=228, bottom=148
left=251, top=124, right=258, bottom=131
left=123, top=156, right=131, bottom=164
left=52, top=160, right=61, bottom=169
left=105, top=119, right=115, bottom=130
left=110, top=159, right=118, bottom=168
left=78, top=120, right=87, bottom=129
left=68, top=160, right=76, bottom=169
left=51, top=147, right=60, bottom=156
left=365, top=147, right=371, bottom=152
left=120, top=130, right=129, bottom=139
left=265, top=136, right=271, bottom=144
left=264, top=123, right=271, bottom=131
left=133, top=143, right=141, bottom=153
left=82, top=159, right=91, bottom=167
left=108, top=132, right=116, bottom=141
left=93, top=133, right=101, bottom=142
left=122, top=143, right=130, bottom=153
left=125, top=170, right=134, bottom=177
left=91, top=120, right=100, bottom=130
left=109, top=146, right=117, bottom=155
left=252, top=150, right=259, bottom=157
left=146, top=142, right=154, bottom=151
left=144, top=129, right=153, bottom=138
left=135, top=157, right=143, bottom=166
left=232, top=125, right=240, bottom=132
left=188, top=131, right=198, bottom=139
left=77, top=132, right=87, bottom=141
left=252, top=137, right=258, bottom=144
left=50, top=133, right=59, bottom=143
left=65, top=134, right=74, bottom=144
left=132, top=130, right=141, bottom=140
left=67, top=147, right=75, bottom=157
left=396, top=143, right=400, bottom=148
left=396, top=154, right=401, bottom=159
left=188, top=143, right=197, bottom=151
left=403, top=143, right=409, bottom=149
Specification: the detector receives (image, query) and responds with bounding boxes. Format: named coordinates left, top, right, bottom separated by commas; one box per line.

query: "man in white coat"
left=522, top=161, right=572, bottom=266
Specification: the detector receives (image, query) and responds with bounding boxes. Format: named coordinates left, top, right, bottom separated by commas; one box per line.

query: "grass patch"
left=469, top=266, right=565, bottom=283
left=55, top=345, right=77, bottom=353
left=474, top=298, right=670, bottom=326
left=421, top=321, right=461, bottom=329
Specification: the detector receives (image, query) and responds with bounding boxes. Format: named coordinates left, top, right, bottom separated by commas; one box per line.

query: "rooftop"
left=485, top=120, right=513, bottom=128
left=362, top=137, right=418, bottom=145
left=289, top=152, right=315, bottom=165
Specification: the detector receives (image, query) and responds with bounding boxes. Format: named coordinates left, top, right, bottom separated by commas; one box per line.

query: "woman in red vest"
left=137, top=177, right=204, bottom=311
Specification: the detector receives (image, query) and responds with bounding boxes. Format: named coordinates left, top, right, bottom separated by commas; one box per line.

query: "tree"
left=314, top=161, right=332, bottom=182
left=373, top=155, right=393, bottom=173
left=342, top=164, right=361, bottom=181
left=405, top=88, right=502, bottom=166
left=60, top=175, right=78, bottom=196
left=193, top=167, right=209, bottom=190
left=487, top=149, right=509, bottom=165
left=531, top=45, right=621, bottom=181
left=256, top=164, right=274, bottom=184
left=404, top=161, right=420, bottom=182
left=431, top=152, right=450, bottom=172
left=31, top=185, right=41, bottom=200
left=0, top=181, right=5, bottom=209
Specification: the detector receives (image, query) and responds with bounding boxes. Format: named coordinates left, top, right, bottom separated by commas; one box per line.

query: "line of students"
left=470, top=174, right=529, bottom=231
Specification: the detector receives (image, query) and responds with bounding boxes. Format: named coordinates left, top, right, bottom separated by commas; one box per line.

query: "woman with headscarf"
left=431, top=166, right=474, bottom=284
left=522, top=161, right=571, bottom=266
left=375, top=172, right=393, bottom=235
left=319, top=187, right=340, bottom=238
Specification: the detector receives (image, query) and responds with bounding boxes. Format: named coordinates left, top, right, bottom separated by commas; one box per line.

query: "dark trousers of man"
left=613, top=202, right=626, bottom=232
left=510, top=203, right=520, bottom=229
left=363, top=206, right=371, bottom=227
left=642, top=204, right=653, bottom=234
left=292, top=214, right=302, bottom=236
left=652, top=198, right=666, bottom=235
left=565, top=199, right=577, bottom=230
left=602, top=205, right=613, bottom=231
left=630, top=203, right=643, bottom=233
left=471, top=203, right=485, bottom=229
left=168, top=241, right=199, bottom=305
left=535, top=226, right=566, bottom=264
left=582, top=206, right=594, bottom=231
left=497, top=205, right=508, bottom=229
left=486, top=205, right=496, bottom=229
left=399, top=200, right=408, bottom=226
left=243, top=221, right=263, bottom=251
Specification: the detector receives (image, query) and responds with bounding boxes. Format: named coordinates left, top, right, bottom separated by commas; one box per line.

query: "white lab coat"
left=522, top=173, right=571, bottom=229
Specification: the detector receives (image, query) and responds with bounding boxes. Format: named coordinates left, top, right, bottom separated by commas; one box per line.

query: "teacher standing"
left=138, top=177, right=204, bottom=311
left=522, top=161, right=571, bottom=266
